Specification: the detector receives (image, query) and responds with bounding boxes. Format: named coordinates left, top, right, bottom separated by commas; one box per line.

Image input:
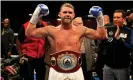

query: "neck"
left=3, top=27, right=8, bottom=29
left=61, top=23, right=72, bottom=29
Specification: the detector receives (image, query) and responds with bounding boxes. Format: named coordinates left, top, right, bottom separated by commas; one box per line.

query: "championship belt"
left=50, top=50, right=81, bottom=73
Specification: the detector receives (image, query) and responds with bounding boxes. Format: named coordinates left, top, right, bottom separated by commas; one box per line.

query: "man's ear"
left=73, top=13, right=75, bottom=19
left=123, top=18, right=127, bottom=25
left=123, top=18, right=126, bottom=21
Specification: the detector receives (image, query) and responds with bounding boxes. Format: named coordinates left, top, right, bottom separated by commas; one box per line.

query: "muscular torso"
left=47, top=25, right=85, bottom=54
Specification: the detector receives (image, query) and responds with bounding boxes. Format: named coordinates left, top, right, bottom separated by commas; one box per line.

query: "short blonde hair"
left=73, top=17, right=83, bottom=23
left=60, top=3, right=74, bottom=11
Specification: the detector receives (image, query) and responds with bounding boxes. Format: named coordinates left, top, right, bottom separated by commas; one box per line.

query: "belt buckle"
left=57, top=52, right=77, bottom=71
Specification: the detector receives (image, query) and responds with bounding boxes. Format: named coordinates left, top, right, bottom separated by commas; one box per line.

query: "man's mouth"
left=65, top=18, right=70, bottom=19
left=64, top=17, right=71, bottom=19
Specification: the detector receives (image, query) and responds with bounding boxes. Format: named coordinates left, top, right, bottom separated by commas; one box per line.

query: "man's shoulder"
left=82, top=26, right=93, bottom=32
left=45, top=25, right=57, bottom=32
left=48, top=25, right=61, bottom=30
left=46, top=25, right=55, bottom=29
left=122, top=25, right=133, bottom=32
left=56, top=25, right=61, bottom=28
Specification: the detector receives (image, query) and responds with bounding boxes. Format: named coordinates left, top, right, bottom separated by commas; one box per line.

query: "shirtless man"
left=26, top=3, right=106, bottom=80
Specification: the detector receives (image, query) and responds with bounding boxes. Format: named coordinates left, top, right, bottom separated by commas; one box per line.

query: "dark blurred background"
left=1, top=1, right=133, bottom=33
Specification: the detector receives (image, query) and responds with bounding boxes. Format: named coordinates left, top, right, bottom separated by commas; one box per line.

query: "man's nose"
left=114, top=18, right=118, bottom=21
left=66, top=13, right=70, bottom=16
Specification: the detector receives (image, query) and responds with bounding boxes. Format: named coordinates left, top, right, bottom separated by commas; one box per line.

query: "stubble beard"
left=62, top=18, right=72, bottom=25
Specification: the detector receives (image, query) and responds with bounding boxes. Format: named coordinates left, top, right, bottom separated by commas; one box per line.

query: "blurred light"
left=57, top=18, right=61, bottom=21
left=87, top=15, right=94, bottom=18
left=14, top=33, right=18, bottom=36
left=29, top=14, right=32, bottom=16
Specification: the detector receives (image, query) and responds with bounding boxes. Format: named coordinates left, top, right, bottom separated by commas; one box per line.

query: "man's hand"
left=19, top=56, right=28, bottom=64
left=114, top=25, right=120, bottom=40
left=89, top=6, right=104, bottom=27
left=89, top=6, right=103, bottom=18
left=4, top=66, right=17, bottom=75
left=7, top=52, right=12, bottom=57
left=30, top=4, right=49, bottom=25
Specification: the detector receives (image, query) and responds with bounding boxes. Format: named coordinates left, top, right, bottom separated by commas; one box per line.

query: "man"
left=126, top=8, right=133, bottom=80
left=72, top=17, right=83, bottom=27
left=103, top=9, right=133, bottom=80
left=103, top=15, right=110, bottom=25
left=126, top=8, right=133, bottom=29
left=73, top=17, right=97, bottom=80
left=1, top=18, right=14, bottom=59
left=26, top=3, right=106, bottom=80
left=95, top=14, right=111, bottom=80
left=16, top=17, right=47, bottom=80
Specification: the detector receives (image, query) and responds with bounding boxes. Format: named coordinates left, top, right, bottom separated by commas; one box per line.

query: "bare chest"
left=53, top=30, right=81, bottom=45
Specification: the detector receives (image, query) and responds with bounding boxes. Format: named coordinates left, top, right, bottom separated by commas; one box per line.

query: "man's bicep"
left=32, top=27, right=48, bottom=38
left=84, top=28, right=98, bottom=39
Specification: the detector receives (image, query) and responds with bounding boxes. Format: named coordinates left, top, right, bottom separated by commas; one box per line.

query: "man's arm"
left=25, top=4, right=49, bottom=38
left=16, top=25, right=26, bottom=54
left=116, top=28, right=133, bottom=48
left=84, top=6, right=106, bottom=40
left=8, top=29, right=14, bottom=56
left=26, top=24, right=48, bottom=38
left=84, top=27, right=106, bottom=40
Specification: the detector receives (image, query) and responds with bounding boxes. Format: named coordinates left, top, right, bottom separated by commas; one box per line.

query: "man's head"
left=103, top=15, right=110, bottom=25
left=126, top=8, right=133, bottom=23
left=58, top=3, right=75, bottom=25
left=73, top=17, right=83, bottom=27
left=113, top=9, right=126, bottom=27
left=3, top=18, right=10, bottom=27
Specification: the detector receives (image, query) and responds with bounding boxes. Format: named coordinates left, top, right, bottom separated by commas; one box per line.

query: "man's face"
left=127, top=13, right=133, bottom=22
left=3, top=19, right=9, bottom=27
left=58, top=7, right=75, bottom=25
left=103, top=15, right=110, bottom=25
left=73, top=21, right=83, bottom=27
left=113, top=12, right=125, bottom=26
left=73, top=19, right=83, bottom=27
